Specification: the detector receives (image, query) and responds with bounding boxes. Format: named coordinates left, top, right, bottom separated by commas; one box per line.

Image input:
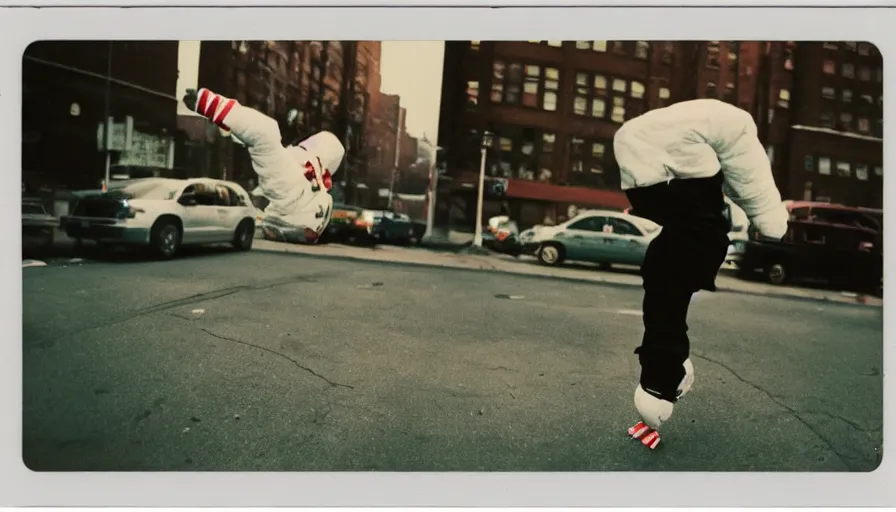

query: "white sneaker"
left=633, top=358, right=695, bottom=430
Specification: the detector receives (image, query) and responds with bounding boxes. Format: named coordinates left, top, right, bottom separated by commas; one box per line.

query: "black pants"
left=625, top=173, right=731, bottom=402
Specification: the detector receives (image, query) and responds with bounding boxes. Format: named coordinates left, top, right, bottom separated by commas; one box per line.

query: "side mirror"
left=179, top=193, right=198, bottom=206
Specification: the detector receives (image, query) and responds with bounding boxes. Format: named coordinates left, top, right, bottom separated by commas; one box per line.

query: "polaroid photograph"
left=2, top=0, right=893, bottom=508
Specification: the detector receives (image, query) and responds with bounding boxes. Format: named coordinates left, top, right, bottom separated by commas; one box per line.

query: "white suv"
left=62, top=178, right=258, bottom=259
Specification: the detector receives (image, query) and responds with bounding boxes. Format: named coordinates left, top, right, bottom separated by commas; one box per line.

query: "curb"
left=251, top=243, right=882, bottom=308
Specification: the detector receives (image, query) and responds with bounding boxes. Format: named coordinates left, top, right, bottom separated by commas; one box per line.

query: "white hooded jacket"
left=190, top=88, right=345, bottom=237
left=613, top=99, right=789, bottom=239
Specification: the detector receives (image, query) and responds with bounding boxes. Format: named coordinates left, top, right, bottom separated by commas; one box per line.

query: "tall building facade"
left=22, top=41, right=180, bottom=193
left=772, top=41, right=883, bottom=208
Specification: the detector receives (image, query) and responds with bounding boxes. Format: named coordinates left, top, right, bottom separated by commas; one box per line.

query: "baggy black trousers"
left=625, top=172, right=732, bottom=402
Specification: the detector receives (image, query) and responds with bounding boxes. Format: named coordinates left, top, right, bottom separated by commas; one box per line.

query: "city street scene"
left=22, top=40, right=883, bottom=472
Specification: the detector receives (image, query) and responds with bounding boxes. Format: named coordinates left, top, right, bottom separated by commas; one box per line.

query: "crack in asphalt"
left=689, top=351, right=860, bottom=470
left=29, top=273, right=327, bottom=348
left=198, top=328, right=354, bottom=390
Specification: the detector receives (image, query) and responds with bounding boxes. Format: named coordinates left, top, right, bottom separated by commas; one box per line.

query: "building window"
left=576, top=41, right=606, bottom=52
left=466, top=80, right=479, bottom=108
left=855, top=164, right=869, bottom=181
left=661, top=42, right=674, bottom=64
left=530, top=40, right=562, bottom=47
left=543, top=67, right=560, bottom=111
left=804, top=155, right=814, bottom=172
left=659, top=87, right=671, bottom=99
left=491, top=126, right=556, bottom=182
left=842, top=63, right=855, bottom=78
left=470, top=41, right=480, bottom=51
left=634, top=41, right=650, bottom=60
left=839, top=112, right=853, bottom=131
left=818, top=157, right=832, bottom=175
left=822, top=86, right=836, bottom=100
left=876, top=67, right=883, bottom=82
left=778, top=89, right=790, bottom=108
left=783, top=47, right=794, bottom=71
left=569, top=137, right=614, bottom=188
left=858, top=117, right=871, bottom=133
left=706, top=44, right=720, bottom=68
left=819, top=111, right=834, bottom=128
left=845, top=42, right=858, bottom=51
left=522, top=65, right=540, bottom=107
left=842, top=89, right=853, bottom=102
left=823, top=42, right=839, bottom=50
left=835, top=161, right=851, bottom=178
left=858, top=42, right=872, bottom=55
left=491, top=60, right=559, bottom=112
left=574, top=72, right=643, bottom=122
left=860, top=93, right=874, bottom=105
left=874, top=166, right=883, bottom=177
left=822, top=59, right=836, bottom=74
left=705, top=81, right=717, bottom=98
left=858, top=65, right=871, bottom=81
left=610, top=41, right=627, bottom=55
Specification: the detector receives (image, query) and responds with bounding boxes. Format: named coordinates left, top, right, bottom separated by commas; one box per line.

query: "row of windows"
left=804, top=155, right=882, bottom=181
left=818, top=111, right=882, bottom=136
left=472, top=127, right=617, bottom=189
left=822, top=59, right=882, bottom=82
left=473, top=59, right=665, bottom=123
left=820, top=87, right=883, bottom=106
left=822, top=41, right=878, bottom=57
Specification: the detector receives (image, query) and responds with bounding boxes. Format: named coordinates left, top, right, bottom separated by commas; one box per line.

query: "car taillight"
left=354, top=218, right=371, bottom=228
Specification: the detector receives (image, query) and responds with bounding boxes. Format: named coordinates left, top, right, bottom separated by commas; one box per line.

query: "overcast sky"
left=176, top=40, right=445, bottom=141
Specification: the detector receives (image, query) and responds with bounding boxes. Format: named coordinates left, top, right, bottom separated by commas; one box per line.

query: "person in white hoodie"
left=613, top=98, right=790, bottom=449
left=181, top=88, right=345, bottom=243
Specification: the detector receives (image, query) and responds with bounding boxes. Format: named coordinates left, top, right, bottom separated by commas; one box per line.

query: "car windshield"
left=105, top=181, right=181, bottom=200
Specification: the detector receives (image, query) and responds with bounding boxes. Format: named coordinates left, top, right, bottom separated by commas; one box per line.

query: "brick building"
left=769, top=41, right=884, bottom=209
left=437, top=40, right=701, bottom=229
left=435, top=40, right=884, bottom=231
left=22, top=41, right=180, bottom=193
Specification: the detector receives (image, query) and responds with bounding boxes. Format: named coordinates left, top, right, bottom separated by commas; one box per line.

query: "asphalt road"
left=22, top=248, right=883, bottom=471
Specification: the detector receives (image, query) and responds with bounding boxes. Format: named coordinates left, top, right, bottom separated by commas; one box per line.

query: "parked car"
left=523, top=210, right=661, bottom=268
left=61, top=178, right=257, bottom=259
left=371, top=210, right=416, bottom=245
left=737, top=219, right=882, bottom=294
left=318, top=204, right=377, bottom=246
left=22, top=198, right=59, bottom=246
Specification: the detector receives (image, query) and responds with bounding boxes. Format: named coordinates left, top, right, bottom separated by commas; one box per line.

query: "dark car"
left=318, top=204, right=377, bottom=246
left=737, top=219, right=882, bottom=295
left=370, top=211, right=417, bottom=245
left=22, top=198, right=58, bottom=246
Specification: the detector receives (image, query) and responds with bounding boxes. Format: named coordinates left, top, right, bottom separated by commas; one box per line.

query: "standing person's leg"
left=624, top=175, right=730, bottom=446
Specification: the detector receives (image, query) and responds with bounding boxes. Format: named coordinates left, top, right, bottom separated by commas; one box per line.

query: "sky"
left=175, top=40, right=445, bottom=141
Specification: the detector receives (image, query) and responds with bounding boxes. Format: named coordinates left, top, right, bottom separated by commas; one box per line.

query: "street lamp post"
left=472, top=131, right=494, bottom=247
left=423, top=145, right=444, bottom=242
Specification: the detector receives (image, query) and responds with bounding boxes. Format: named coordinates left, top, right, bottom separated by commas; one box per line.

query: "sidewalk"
left=253, top=239, right=883, bottom=308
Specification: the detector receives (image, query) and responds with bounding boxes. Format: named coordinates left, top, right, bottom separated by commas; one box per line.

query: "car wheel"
left=766, top=262, right=788, bottom=285
left=151, top=219, right=181, bottom=260
left=537, top=243, right=564, bottom=266
left=232, top=219, right=255, bottom=251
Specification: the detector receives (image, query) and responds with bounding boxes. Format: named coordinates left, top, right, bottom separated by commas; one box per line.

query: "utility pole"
left=102, top=41, right=113, bottom=191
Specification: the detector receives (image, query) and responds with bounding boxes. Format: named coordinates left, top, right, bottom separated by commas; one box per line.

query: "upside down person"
left=181, top=88, right=345, bottom=243
left=613, top=98, right=789, bottom=449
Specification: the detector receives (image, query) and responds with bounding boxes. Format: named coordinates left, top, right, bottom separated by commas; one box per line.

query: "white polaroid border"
left=1, top=0, right=893, bottom=507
